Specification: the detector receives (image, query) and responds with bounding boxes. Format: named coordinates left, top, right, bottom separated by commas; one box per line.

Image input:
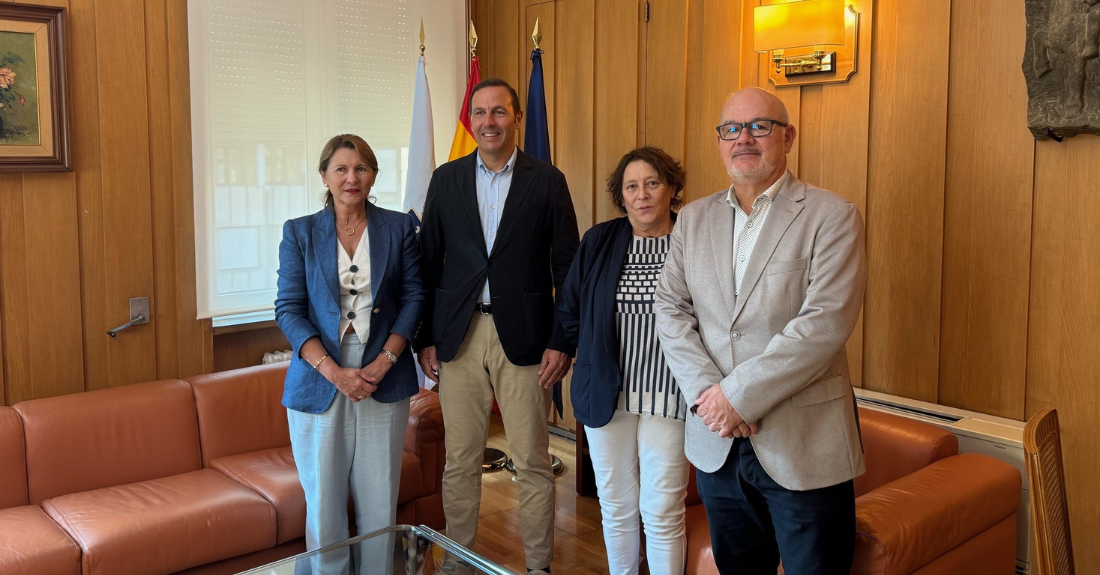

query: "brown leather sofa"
left=0, top=363, right=445, bottom=575
left=685, top=407, right=1022, bottom=575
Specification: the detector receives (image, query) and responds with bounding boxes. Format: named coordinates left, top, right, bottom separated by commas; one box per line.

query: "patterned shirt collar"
left=726, top=170, right=789, bottom=213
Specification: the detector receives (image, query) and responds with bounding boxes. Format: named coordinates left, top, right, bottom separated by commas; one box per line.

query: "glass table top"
left=237, top=524, right=516, bottom=575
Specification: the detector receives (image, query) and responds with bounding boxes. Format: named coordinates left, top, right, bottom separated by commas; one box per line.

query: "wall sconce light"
left=753, top=0, right=861, bottom=87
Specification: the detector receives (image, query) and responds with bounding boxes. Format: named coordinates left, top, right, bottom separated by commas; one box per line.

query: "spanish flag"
left=447, top=55, right=481, bottom=161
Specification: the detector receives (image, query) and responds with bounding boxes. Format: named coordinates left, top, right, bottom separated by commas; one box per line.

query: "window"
left=189, top=0, right=465, bottom=318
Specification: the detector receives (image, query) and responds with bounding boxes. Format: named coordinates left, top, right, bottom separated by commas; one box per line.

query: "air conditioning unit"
left=852, top=388, right=1033, bottom=575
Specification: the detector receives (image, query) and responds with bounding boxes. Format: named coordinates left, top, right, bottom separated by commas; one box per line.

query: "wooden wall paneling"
left=68, top=0, right=111, bottom=389
left=0, top=174, right=29, bottom=405
left=594, top=0, right=644, bottom=224
left=774, top=86, right=800, bottom=177
left=738, top=0, right=765, bottom=90
left=21, top=173, right=86, bottom=398
left=862, top=0, right=950, bottom=401
left=683, top=0, right=743, bottom=205
left=937, top=0, right=1033, bottom=420
left=212, top=327, right=290, bottom=373
left=797, top=86, right=822, bottom=185
left=94, top=0, right=159, bottom=386
left=643, top=0, right=688, bottom=162
left=146, top=0, right=180, bottom=379
left=486, top=1, right=523, bottom=102
left=553, top=0, right=595, bottom=231
left=1028, top=136, right=1100, bottom=569
left=803, top=0, right=872, bottom=386
left=168, top=0, right=213, bottom=376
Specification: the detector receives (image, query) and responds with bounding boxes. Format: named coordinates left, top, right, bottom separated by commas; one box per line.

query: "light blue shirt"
left=475, top=146, right=518, bottom=304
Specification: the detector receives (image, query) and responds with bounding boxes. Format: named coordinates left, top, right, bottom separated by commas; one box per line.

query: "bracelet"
left=312, top=355, right=328, bottom=370
left=380, top=349, right=398, bottom=364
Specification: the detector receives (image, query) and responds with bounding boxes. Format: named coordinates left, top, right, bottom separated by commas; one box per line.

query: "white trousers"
left=585, top=402, right=689, bottom=575
left=287, top=334, right=410, bottom=575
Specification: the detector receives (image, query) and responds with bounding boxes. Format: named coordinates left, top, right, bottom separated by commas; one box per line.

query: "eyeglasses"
left=715, top=119, right=788, bottom=141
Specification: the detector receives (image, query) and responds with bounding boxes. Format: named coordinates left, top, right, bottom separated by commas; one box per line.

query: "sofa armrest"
left=852, top=453, right=1021, bottom=575
left=405, top=390, right=444, bottom=454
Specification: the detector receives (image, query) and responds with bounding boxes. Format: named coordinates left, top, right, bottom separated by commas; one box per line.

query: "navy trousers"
left=695, top=438, right=855, bottom=575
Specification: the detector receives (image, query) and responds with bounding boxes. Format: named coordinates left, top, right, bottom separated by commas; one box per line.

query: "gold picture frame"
left=0, top=2, right=70, bottom=171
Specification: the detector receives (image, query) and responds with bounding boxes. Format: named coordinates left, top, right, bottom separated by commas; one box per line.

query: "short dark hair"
left=469, top=78, right=522, bottom=115
left=605, top=147, right=686, bottom=214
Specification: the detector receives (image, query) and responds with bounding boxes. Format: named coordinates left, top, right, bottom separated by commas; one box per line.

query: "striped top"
left=616, top=234, right=686, bottom=421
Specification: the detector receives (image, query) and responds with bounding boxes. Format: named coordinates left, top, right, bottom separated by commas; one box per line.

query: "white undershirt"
left=338, top=231, right=373, bottom=344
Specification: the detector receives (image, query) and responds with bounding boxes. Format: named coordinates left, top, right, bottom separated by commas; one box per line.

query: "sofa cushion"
left=188, top=364, right=291, bottom=468
left=211, top=447, right=304, bottom=545
left=0, top=506, right=80, bottom=575
left=0, top=407, right=27, bottom=509
left=15, top=379, right=202, bottom=504
left=211, top=445, right=427, bottom=545
left=853, top=407, right=958, bottom=497
left=42, top=469, right=276, bottom=575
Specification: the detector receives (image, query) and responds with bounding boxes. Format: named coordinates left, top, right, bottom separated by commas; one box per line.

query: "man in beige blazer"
left=654, top=88, right=866, bottom=575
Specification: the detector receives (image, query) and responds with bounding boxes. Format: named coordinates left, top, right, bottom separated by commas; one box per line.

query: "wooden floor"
left=472, top=414, right=610, bottom=575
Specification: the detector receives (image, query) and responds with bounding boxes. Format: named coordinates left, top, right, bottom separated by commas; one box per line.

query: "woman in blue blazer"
left=275, top=134, right=424, bottom=573
left=559, top=147, right=689, bottom=575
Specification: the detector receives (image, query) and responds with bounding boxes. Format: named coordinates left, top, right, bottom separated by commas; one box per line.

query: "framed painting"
left=0, top=2, right=69, bottom=171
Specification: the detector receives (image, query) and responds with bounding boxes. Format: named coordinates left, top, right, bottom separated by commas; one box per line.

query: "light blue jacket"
left=275, top=204, right=425, bottom=413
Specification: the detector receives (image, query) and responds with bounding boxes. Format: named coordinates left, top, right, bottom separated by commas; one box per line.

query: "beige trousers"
left=439, top=313, right=555, bottom=570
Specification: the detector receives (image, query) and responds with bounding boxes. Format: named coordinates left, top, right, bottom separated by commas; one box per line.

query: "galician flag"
left=447, top=55, right=481, bottom=161
left=403, top=53, right=435, bottom=226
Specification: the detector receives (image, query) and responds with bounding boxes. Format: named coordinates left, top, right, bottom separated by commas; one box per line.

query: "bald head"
left=720, top=87, right=790, bottom=125
left=716, top=87, right=796, bottom=191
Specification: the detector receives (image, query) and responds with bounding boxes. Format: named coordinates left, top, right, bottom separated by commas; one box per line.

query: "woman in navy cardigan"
left=559, top=147, right=689, bottom=575
left=275, top=134, right=424, bottom=573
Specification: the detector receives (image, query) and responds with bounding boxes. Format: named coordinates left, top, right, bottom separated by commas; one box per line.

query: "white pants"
left=586, top=402, right=689, bottom=575
left=287, top=334, right=410, bottom=575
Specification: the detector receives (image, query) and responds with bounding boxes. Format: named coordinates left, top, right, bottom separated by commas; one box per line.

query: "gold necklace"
left=339, top=214, right=366, bottom=236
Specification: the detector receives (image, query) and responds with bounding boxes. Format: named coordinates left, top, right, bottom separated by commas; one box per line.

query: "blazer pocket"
left=765, top=257, right=809, bottom=276
left=790, top=374, right=848, bottom=407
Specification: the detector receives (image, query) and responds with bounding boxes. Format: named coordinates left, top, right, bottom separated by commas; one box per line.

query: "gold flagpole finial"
left=532, top=17, right=542, bottom=51
left=419, top=18, right=425, bottom=56
left=469, top=21, right=478, bottom=57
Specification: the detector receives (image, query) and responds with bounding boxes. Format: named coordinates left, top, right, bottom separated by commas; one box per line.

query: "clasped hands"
left=695, top=384, right=758, bottom=438
left=327, top=354, right=393, bottom=402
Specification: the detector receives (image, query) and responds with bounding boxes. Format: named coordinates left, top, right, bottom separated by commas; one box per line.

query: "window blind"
left=189, top=0, right=466, bottom=318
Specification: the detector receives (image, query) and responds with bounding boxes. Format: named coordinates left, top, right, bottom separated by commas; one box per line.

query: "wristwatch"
left=380, top=349, right=398, bottom=364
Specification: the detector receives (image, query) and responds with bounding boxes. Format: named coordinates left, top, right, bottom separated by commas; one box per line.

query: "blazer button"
left=349, top=289, right=358, bottom=295
left=730, top=331, right=741, bottom=340
left=347, top=311, right=356, bottom=319
left=373, top=308, right=380, bottom=314
left=350, top=265, right=358, bottom=273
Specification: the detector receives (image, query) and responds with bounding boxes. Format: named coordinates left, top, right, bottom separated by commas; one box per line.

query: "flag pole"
left=532, top=17, right=542, bottom=52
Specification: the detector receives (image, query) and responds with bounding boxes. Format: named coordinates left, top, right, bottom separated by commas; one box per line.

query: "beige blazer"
left=654, top=173, right=866, bottom=491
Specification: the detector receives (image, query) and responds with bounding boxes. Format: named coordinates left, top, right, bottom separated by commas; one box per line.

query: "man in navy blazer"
left=415, top=78, right=579, bottom=574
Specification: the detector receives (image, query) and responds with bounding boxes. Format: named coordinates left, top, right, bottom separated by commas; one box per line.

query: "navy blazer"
left=275, top=203, right=425, bottom=413
left=559, top=215, right=676, bottom=428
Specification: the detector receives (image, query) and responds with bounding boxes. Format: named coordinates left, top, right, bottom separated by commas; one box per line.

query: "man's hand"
left=538, top=349, right=570, bottom=389
left=418, top=346, right=440, bottom=384
left=695, top=384, right=758, bottom=438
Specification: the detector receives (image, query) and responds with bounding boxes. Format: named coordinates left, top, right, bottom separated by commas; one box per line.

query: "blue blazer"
left=559, top=214, right=675, bottom=428
left=275, top=204, right=425, bottom=413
